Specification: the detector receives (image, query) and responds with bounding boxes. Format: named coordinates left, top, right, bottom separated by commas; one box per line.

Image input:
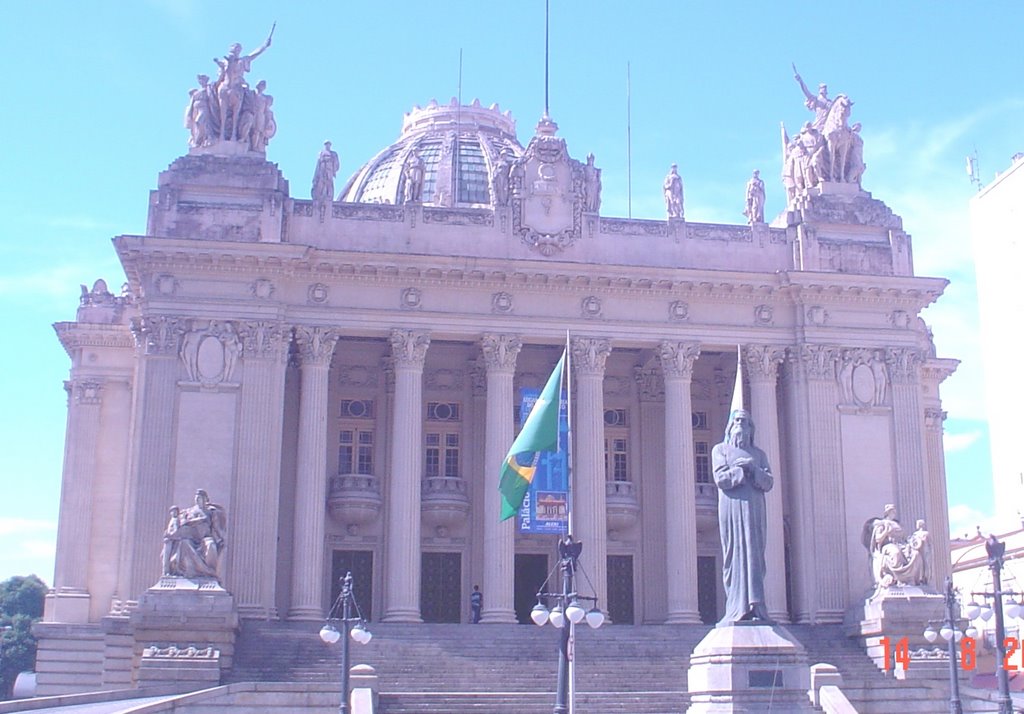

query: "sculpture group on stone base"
left=162, top=489, right=227, bottom=582
left=782, top=67, right=867, bottom=206
left=184, top=27, right=277, bottom=153
left=861, top=504, right=931, bottom=591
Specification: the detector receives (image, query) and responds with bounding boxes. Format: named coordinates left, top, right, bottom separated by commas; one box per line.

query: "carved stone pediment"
left=510, top=116, right=583, bottom=256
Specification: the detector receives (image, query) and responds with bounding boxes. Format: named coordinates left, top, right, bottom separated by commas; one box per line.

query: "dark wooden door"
left=607, top=555, right=634, bottom=625
left=421, top=552, right=461, bottom=623
left=514, top=554, right=549, bottom=624
left=697, top=555, right=717, bottom=624
left=331, top=550, right=373, bottom=621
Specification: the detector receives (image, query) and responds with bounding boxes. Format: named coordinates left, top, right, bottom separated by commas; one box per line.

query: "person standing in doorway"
left=470, top=585, right=483, bottom=623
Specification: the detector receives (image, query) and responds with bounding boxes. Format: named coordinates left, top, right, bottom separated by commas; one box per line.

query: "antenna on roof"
left=966, top=147, right=981, bottom=192
left=627, top=61, right=632, bottom=219
left=544, top=0, right=550, bottom=117
left=455, top=48, right=463, bottom=204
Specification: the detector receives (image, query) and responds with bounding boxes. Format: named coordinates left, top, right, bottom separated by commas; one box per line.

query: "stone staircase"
left=229, top=620, right=996, bottom=713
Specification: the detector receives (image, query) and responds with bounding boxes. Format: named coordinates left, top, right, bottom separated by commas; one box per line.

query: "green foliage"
left=0, top=575, right=46, bottom=620
left=0, top=575, right=47, bottom=700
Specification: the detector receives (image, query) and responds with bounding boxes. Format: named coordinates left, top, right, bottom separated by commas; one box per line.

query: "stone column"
left=886, top=348, right=929, bottom=525
left=570, top=337, right=611, bottom=614
left=382, top=329, right=430, bottom=622
left=232, top=322, right=290, bottom=619
left=288, top=326, right=340, bottom=620
left=49, top=378, right=104, bottom=622
left=480, top=334, right=523, bottom=623
left=798, top=344, right=846, bottom=623
left=657, top=341, right=701, bottom=624
left=122, top=316, right=185, bottom=600
left=924, top=406, right=952, bottom=585
left=744, top=345, right=789, bottom=622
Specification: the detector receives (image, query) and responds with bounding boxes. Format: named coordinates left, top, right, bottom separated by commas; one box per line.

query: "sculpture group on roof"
left=184, top=27, right=277, bottom=152
left=782, top=66, right=867, bottom=206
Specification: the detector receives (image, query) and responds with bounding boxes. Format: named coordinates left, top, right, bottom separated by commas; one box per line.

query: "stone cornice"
left=114, top=235, right=946, bottom=308
left=920, top=357, right=960, bottom=385
left=53, top=321, right=136, bottom=357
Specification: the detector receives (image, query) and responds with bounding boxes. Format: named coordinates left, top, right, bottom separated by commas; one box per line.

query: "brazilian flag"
left=498, top=351, right=566, bottom=521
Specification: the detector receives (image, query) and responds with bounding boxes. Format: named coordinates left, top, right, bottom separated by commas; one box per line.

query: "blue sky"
left=1, top=1, right=1021, bottom=583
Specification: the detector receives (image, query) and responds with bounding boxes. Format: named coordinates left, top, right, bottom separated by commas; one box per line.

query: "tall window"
left=604, top=408, right=630, bottom=482
left=425, top=402, right=462, bottom=479
left=695, top=441, right=711, bottom=484
left=338, top=399, right=375, bottom=475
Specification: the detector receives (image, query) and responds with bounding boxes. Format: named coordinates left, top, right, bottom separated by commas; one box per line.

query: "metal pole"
left=340, top=572, right=352, bottom=714
left=554, top=551, right=572, bottom=714
left=988, top=546, right=1014, bottom=714
left=943, top=577, right=963, bottom=714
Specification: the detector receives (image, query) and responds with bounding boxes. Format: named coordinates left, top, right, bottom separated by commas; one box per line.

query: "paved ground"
left=2, top=696, right=178, bottom=714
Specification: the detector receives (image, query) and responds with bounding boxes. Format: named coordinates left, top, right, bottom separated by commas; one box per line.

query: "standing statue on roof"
left=793, top=63, right=833, bottom=132
left=211, top=25, right=274, bottom=142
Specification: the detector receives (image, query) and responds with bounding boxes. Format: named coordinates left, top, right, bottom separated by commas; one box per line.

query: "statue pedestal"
left=847, top=586, right=948, bottom=680
left=686, top=622, right=815, bottom=712
left=130, top=577, right=238, bottom=689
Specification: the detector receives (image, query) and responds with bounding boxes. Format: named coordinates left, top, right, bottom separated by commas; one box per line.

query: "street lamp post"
left=530, top=536, right=604, bottom=714
left=319, top=572, right=372, bottom=714
left=984, top=536, right=1015, bottom=714
left=924, top=576, right=964, bottom=714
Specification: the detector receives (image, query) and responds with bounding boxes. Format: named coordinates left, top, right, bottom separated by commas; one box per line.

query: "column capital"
left=389, top=329, right=430, bottom=368
left=66, top=378, right=104, bottom=406
left=570, top=336, right=611, bottom=376
left=238, top=321, right=291, bottom=361
left=924, top=407, right=947, bottom=431
left=658, top=341, right=701, bottom=379
left=295, top=326, right=340, bottom=366
left=743, top=345, right=786, bottom=382
left=885, top=347, right=924, bottom=385
left=480, top=333, right=523, bottom=373
left=791, top=343, right=840, bottom=382
left=130, top=315, right=185, bottom=356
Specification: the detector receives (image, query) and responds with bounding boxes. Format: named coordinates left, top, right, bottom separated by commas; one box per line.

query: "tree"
left=0, top=575, right=47, bottom=700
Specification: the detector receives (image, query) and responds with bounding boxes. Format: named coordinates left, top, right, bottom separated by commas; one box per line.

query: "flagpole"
left=564, top=330, right=573, bottom=538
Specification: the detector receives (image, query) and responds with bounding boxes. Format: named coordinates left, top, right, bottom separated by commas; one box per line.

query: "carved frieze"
left=389, top=329, right=430, bottom=367
left=668, top=301, right=690, bottom=322
left=836, top=348, right=888, bottom=407
left=154, top=274, right=179, bottom=296
left=250, top=278, right=275, bottom=300
left=603, top=375, right=632, bottom=397
left=599, top=218, right=669, bottom=237
left=889, top=310, right=911, bottom=329
left=294, top=326, right=341, bottom=365
left=754, top=305, right=774, bottom=326
left=570, top=337, right=611, bottom=375
left=658, top=341, right=701, bottom=380
left=491, top=291, right=514, bottom=314
left=332, top=203, right=405, bottom=222
left=581, top=296, right=602, bottom=318
left=422, top=207, right=494, bottom=226
left=481, top=333, right=523, bottom=372
left=400, top=287, right=422, bottom=310
left=336, top=364, right=379, bottom=388
left=131, top=316, right=185, bottom=356
left=307, top=283, right=329, bottom=304
left=180, top=320, right=242, bottom=385
left=806, top=305, right=829, bottom=326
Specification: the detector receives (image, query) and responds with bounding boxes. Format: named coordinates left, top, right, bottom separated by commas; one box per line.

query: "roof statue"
left=743, top=169, right=765, bottom=224
left=664, top=164, right=684, bottom=219
left=184, top=26, right=276, bottom=154
left=783, top=65, right=867, bottom=208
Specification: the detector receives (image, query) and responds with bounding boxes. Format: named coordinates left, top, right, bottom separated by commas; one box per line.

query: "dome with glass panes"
left=338, top=98, right=524, bottom=206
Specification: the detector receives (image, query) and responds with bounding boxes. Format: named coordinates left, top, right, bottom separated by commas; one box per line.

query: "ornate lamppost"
left=923, top=576, right=968, bottom=714
left=319, top=572, right=372, bottom=714
left=966, top=536, right=1020, bottom=714
left=530, top=536, right=604, bottom=714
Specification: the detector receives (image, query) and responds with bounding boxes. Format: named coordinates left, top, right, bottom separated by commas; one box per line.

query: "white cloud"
left=944, top=430, right=981, bottom=453
left=0, top=518, right=57, bottom=537
left=948, top=503, right=992, bottom=538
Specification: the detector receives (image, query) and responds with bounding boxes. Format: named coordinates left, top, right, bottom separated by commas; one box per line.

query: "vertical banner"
left=517, top=387, right=569, bottom=534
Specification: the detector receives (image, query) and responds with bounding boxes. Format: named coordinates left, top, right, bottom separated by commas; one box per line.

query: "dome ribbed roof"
left=339, top=98, right=524, bottom=206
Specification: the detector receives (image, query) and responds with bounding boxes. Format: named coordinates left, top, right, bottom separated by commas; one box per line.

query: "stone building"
left=37, top=52, right=959, bottom=693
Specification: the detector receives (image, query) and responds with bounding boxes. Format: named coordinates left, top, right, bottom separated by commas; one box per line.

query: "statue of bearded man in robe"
left=712, top=409, right=774, bottom=625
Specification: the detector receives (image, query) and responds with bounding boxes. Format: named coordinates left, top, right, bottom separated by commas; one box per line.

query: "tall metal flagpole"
left=627, top=62, right=632, bottom=219
left=563, top=329, right=575, bottom=714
